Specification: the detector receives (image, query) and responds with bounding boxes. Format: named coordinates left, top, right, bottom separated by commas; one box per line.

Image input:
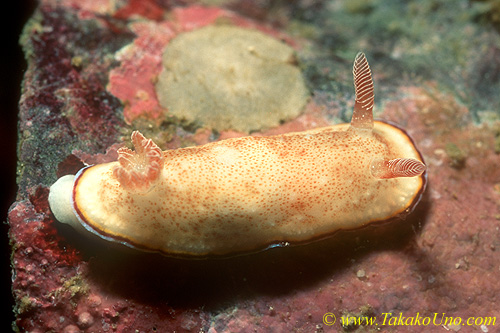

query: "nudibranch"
left=49, top=53, right=426, bottom=257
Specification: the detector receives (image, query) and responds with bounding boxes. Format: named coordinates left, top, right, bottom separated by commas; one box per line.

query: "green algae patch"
left=156, top=25, right=310, bottom=133
left=445, top=142, right=466, bottom=169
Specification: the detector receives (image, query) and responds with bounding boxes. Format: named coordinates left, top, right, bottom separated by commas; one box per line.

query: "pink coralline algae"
left=107, top=20, right=174, bottom=122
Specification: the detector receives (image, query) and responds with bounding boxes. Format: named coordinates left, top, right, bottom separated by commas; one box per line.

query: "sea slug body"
left=49, top=53, right=427, bottom=257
